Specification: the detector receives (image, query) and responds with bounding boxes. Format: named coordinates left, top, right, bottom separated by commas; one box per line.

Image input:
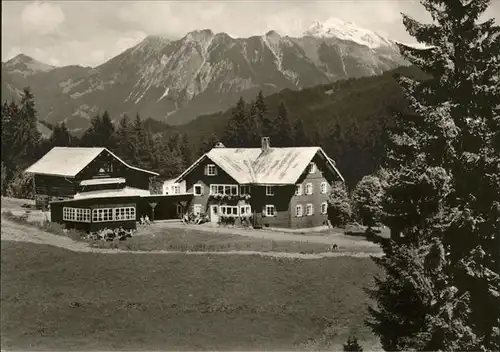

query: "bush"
left=351, top=172, right=386, bottom=228
left=5, top=171, right=34, bottom=199
left=343, top=335, right=363, bottom=352
left=328, top=181, right=352, bottom=227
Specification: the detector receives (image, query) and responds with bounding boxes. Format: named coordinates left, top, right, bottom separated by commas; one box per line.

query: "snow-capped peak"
left=303, top=18, right=394, bottom=49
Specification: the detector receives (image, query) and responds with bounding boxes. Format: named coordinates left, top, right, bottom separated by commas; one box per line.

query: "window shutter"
left=262, top=205, right=266, bottom=217
left=204, top=165, right=208, bottom=175
left=201, top=185, right=204, bottom=195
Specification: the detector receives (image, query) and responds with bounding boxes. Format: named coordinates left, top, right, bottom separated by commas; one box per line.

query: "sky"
left=2, top=0, right=499, bottom=67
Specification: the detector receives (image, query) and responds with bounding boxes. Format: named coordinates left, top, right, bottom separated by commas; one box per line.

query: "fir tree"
left=273, top=102, right=293, bottom=147
left=1, top=101, right=19, bottom=173
left=1, top=162, right=7, bottom=196
left=99, top=111, right=116, bottom=150
left=293, top=119, right=309, bottom=146
left=80, top=111, right=116, bottom=149
left=152, top=134, right=185, bottom=178
left=50, top=122, right=71, bottom=147
left=179, top=132, right=192, bottom=166
left=115, top=114, right=133, bottom=163
left=130, top=113, right=146, bottom=165
left=256, top=91, right=272, bottom=137
left=224, top=97, right=248, bottom=146
left=13, top=88, right=41, bottom=168
left=247, top=100, right=261, bottom=147
left=199, top=133, right=219, bottom=155
left=368, top=1, right=500, bottom=350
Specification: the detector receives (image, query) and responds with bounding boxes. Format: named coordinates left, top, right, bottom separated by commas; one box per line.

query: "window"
left=172, top=184, right=180, bottom=194
left=63, top=207, right=75, bottom=221
left=295, top=204, right=303, bottom=217
left=320, top=182, right=328, bottom=194
left=264, top=205, right=276, bottom=217
left=306, top=204, right=314, bottom=216
left=193, top=204, right=202, bottom=215
left=77, top=208, right=91, bottom=222
left=321, top=202, right=328, bottom=215
left=305, top=183, right=313, bottom=195
left=219, top=205, right=239, bottom=217
left=193, top=184, right=203, bottom=196
left=295, top=184, right=303, bottom=196
left=63, top=207, right=90, bottom=222
left=176, top=204, right=183, bottom=215
left=240, top=185, right=251, bottom=195
left=206, top=164, right=217, bottom=176
left=308, top=162, right=317, bottom=174
left=92, top=208, right=114, bottom=222
left=209, top=184, right=239, bottom=196
left=114, top=207, right=136, bottom=221
left=266, top=185, right=274, bottom=196
left=240, top=205, right=252, bottom=216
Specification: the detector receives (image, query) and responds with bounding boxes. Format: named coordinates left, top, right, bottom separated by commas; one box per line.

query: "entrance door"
left=253, top=210, right=263, bottom=229
left=210, top=205, right=219, bottom=224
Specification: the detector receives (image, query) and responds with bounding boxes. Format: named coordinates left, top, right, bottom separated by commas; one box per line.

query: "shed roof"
left=73, top=186, right=151, bottom=200
left=175, top=146, right=344, bottom=185
left=25, top=147, right=159, bottom=177
left=80, top=177, right=126, bottom=186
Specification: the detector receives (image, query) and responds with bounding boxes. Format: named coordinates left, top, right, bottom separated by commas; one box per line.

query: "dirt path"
left=1, top=218, right=382, bottom=259
left=153, top=221, right=380, bottom=249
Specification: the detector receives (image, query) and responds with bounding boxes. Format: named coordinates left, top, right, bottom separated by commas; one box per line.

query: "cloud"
left=90, top=50, right=105, bottom=64
left=21, top=1, right=65, bottom=35
left=5, top=46, right=22, bottom=61
left=114, top=31, right=147, bottom=53
left=264, top=8, right=305, bottom=36
left=2, top=0, right=498, bottom=67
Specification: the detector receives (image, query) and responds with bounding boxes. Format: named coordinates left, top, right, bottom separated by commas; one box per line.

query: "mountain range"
left=1, top=18, right=409, bottom=132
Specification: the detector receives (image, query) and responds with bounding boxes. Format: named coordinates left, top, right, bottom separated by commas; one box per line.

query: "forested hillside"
left=179, top=65, right=427, bottom=186
left=1, top=65, right=426, bottom=197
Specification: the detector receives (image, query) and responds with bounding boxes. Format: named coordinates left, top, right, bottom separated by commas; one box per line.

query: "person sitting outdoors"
left=181, top=212, right=189, bottom=224
left=139, top=215, right=145, bottom=225
left=194, top=213, right=202, bottom=225
left=144, top=215, right=151, bottom=225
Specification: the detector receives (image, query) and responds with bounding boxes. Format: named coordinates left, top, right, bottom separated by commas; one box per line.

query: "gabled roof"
left=25, top=147, right=159, bottom=177
left=175, top=146, right=344, bottom=185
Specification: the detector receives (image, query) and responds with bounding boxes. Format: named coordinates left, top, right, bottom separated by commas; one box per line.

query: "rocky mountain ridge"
left=1, top=18, right=409, bottom=131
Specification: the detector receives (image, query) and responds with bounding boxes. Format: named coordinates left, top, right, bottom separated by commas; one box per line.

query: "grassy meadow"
left=1, top=240, right=381, bottom=351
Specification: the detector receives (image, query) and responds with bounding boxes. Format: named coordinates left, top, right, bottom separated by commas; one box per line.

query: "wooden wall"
left=77, top=150, right=151, bottom=190
left=250, top=185, right=294, bottom=228
left=50, top=196, right=140, bottom=233
left=34, top=150, right=154, bottom=209
left=183, top=157, right=238, bottom=217
left=288, top=155, right=332, bottom=229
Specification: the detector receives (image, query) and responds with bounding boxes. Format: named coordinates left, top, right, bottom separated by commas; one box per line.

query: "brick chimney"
left=261, top=136, right=270, bottom=152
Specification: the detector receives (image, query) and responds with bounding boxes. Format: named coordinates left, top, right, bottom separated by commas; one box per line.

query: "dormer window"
left=308, top=162, right=317, bottom=174
left=205, top=164, right=217, bottom=176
